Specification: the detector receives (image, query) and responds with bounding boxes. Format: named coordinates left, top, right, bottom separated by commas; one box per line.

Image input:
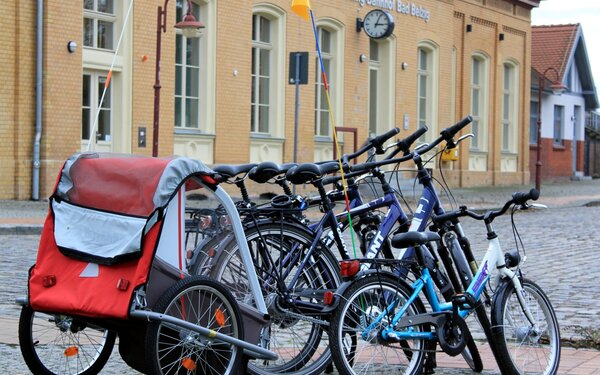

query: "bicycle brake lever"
left=456, top=133, right=474, bottom=144
left=528, top=203, right=548, bottom=210
left=413, top=143, right=429, bottom=153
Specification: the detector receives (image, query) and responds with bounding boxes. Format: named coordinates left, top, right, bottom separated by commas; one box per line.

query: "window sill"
left=250, top=133, right=285, bottom=141
left=553, top=144, right=566, bottom=151
left=174, top=128, right=214, bottom=137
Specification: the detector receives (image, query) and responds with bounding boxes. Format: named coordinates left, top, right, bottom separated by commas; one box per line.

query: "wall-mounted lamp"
left=67, top=41, right=77, bottom=53
left=401, top=62, right=408, bottom=70
left=359, top=54, right=367, bottom=63
left=466, top=24, right=472, bottom=33
left=499, top=33, right=505, bottom=41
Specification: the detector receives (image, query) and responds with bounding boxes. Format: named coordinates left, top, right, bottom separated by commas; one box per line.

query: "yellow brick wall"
left=0, top=1, right=19, bottom=198
left=1, top=0, right=536, bottom=199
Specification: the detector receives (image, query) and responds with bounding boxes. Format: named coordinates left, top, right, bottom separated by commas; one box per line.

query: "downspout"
left=32, top=0, right=43, bottom=200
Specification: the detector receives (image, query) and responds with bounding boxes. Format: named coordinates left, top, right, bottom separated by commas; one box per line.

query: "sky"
left=531, top=0, right=600, bottom=92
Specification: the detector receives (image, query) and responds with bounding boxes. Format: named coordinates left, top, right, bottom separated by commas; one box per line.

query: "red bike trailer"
left=18, top=152, right=276, bottom=375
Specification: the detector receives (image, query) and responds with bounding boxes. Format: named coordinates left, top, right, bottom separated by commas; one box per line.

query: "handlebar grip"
left=396, top=125, right=428, bottom=153
left=512, top=188, right=540, bottom=205
left=372, top=127, right=400, bottom=154
left=440, top=115, right=473, bottom=140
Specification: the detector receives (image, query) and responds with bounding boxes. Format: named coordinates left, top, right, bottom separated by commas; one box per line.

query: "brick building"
left=529, top=24, right=599, bottom=183
left=2, top=0, right=540, bottom=200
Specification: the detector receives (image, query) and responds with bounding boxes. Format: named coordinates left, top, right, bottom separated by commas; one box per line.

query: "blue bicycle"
left=328, top=189, right=561, bottom=374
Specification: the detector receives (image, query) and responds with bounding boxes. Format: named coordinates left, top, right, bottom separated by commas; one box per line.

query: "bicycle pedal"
left=452, top=293, right=477, bottom=309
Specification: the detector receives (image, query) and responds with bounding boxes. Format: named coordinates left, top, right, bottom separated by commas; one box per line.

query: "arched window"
left=369, top=37, right=395, bottom=137
left=416, top=41, right=438, bottom=141
left=249, top=4, right=285, bottom=163
left=501, top=61, right=519, bottom=153
left=313, top=19, right=344, bottom=162
left=173, top=0, right=216, bottom=162
left=470, top=53, right=489, bottom=151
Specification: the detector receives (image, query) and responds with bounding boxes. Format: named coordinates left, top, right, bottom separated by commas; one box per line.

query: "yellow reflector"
left=215, top=308, right=226, bottom=327
left=181, top=357, right=196, bottom=371
left=64, top=346, right=78, bottom=357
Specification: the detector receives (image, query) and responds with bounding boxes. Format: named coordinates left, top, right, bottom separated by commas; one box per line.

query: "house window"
left=470, top=55, right=488, bottom=150
left=553, top=105, right=564, bottom=145
left=251, top=14, right=272, bottom=134
left=83, top=0, right=115, bottom=50
left=501, top=63, right=518, bottom=152
left=175, top=0, right=202, bottom=129
left=417, top=41, right=438, bottom=141
left=82, top=72, right=112, bottom=142
left=315, top=27, right=333, bottom=137
left=368, top=40, right=379, bottom=137
left=530, top=100, right=539, bottom=144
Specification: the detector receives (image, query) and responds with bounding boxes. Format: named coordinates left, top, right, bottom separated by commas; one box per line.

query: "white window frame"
left=553, top=105, right=564, bottom=145
left=174, top=0, right=212, bottom=132
left=416, top=41, right=439, bottom=141
left=369, top=37, right=395, bottom=137
left=82, top=72, right=112, bottom=145
left=470, top=53, right=489, bottom=151
left=83, top=0, right=116, bottom=51
left=314, top=19, right=344, bottom=139
left=501, top=61, right=519, bottom=153
left=251, top=5, right=285, bottom=138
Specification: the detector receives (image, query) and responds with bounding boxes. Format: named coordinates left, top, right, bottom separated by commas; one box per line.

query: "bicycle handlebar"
left=341, top=127, right=400, bottom=166
left=433, top=188, right=540, bottom=224
left=384, top=125, right=428, bottom=160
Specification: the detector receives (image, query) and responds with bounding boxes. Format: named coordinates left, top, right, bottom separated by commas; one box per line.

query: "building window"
left=315, top=27, right=333, bottom=137
left=82, top=72, right=112, bottom=142
left=175, top=0, right=202, bottom=129
left=251, top=14, right=272, bottom=134
left=83, top=0, right=115, bottom=50
left=501, top=62, right=519, bottom=152
left=368, top=40, right=379, bottom=137
left=553, top=105, right=564, bottom=145
left=470, top=55, right=488, bottom=150
left=416, top=41, right=438, bottom=141
left=530, top=100, right=539, bottom=144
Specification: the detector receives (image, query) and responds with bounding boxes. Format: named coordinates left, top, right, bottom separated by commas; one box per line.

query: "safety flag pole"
left=292, top=0, right=358, bottom=258
left=86, top=0, right=135, bottom=152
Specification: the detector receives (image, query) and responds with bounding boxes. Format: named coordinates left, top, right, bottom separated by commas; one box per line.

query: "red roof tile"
left=532, top=24, right=579, bottom=80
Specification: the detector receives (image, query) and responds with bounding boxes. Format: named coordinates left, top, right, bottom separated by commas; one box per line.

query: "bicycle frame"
left=370, top=231, right=535, bottom=342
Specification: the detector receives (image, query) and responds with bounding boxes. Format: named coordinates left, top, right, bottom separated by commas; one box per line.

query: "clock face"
left=363, top=9, right=395, bottom=39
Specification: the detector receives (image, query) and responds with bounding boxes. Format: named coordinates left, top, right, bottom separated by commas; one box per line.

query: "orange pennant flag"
left=292, top=0, right=311, bottom=20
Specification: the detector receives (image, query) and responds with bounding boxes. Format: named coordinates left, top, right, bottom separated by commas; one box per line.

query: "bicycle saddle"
left=248, top=162, right=297, bottom=183
left=286, top=161, right=340, bottom=185
left=213, top=163, right=257, bottom=180
left=391, top=231, right=441, bottom=248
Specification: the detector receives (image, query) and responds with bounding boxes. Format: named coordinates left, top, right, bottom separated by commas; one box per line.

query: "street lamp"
left=535, top=67, right=567, bottom=191
left=153, top=0, right=204, bottom=157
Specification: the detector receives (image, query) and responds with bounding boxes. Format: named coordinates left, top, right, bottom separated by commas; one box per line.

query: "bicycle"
left=329, top=188, right=561, bottom=374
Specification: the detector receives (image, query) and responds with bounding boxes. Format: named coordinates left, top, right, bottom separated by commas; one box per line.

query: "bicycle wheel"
left=145, top=276, right=246, bottom=375
left=210, top=222, right=341, bottom=375
left=491, top=278, right=561, bottom=375
left=329, top=273, right=429, bottom=375
left=18, top=305, right=116, bottom=375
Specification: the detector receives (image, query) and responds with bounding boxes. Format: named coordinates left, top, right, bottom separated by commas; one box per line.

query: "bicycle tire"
left=145, top=276, right=246, bottom=375
left=210, top=221, right=341, bottom=375
left=329, top=273, right=428, bottom=375
left=491, top=278, right=561, bottom=375
left=18, top=305, right=116, bottom=375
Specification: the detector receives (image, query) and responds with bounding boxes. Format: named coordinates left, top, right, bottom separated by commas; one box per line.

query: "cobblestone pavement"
left=1, top=178, right=600, bottom=374
left=3, top=204, right=600, bottom=373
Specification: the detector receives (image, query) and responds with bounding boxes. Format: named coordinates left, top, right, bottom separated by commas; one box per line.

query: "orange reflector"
left=340, top=260, right=360, bottom=278
left=215, top=308, right=226, bottom=327
left=208, top=247, right=216, bottom=257
left=64, top=346, right=78, bottom=357
left=323, top=291, right=334, bottom=305
left=181, top=357, right=196, bottom=371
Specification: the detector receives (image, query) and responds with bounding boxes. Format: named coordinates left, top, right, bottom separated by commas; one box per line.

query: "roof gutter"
left=32, top=0, right=43, bottom=201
